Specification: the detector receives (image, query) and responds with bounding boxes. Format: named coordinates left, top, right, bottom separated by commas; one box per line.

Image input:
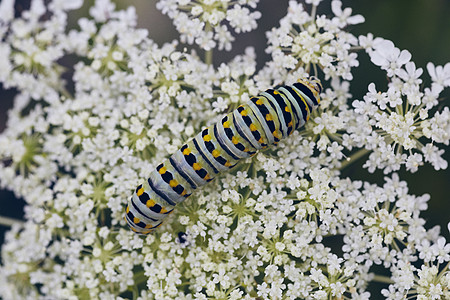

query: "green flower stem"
left=372, top=274, right=394, bottom=284
left=440, top=261, right=450, bottom=276
left=204, top=23, right=213, bottom=65
left=205, top=49, right=213, bottom=66
left=60, top=87, right=73, bottom=100
left=0, top=215, right=25, bottom=227
left=310, top=4, right=317, bottom=19
left=339, top=148, right=370, bottom=170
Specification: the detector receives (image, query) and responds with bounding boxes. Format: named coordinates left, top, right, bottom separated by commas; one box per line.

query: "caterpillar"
left=125, top=77, right=322, bottom=234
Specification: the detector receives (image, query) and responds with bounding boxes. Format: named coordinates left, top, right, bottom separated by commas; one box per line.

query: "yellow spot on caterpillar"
left=160, top=207, right=168, bottom=213
left=212, top=149, right=220, bottom=157
left=136, top=188, right=144, bottom=196
left=285, top=106, right=290, bottom=112
left=145, top=224, right=153, bottom=229
left=288, top=121, right=293, bottom=127
left=204, top=174, right=211, bottom=180
left=183, top=148, right=190, bottom=155
left=223, top=121, right=230, bottom=128
left=273, top=131, right=281, bottom=139
left=181, top=190, right=187, bottom=196
left=146, top=199, right=156, bottom=208
left=266, top=114, right=273, bottom=121
left=225, top=161, right=231, bottom=167
left=133, top=217, right=140, bottom=224
left=256, top=98, right=263, bottom=105
left=159, top=166, right=167, bottom=174
left=203, top=134, right=211, bottom=142
left=193, top=162, right=201, bottom=170
left=249, top=124, right=257, bottom=131
left=169, top=179, right=178, bottom=187
left=126, top=206, right=130, bottom=213
left=258, top=138, right=264, bottom=144
left=231, top=136, right=239, bottom=144
left=274, top=90, right=279, bottom=95
left=240, top=109, right=247, bottom=116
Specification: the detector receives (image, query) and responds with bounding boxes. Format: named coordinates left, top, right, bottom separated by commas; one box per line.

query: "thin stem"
left=60, top=87, right=73, bottom=100
left=205, top=49, right=213, bottom=66
left=204, top=22, right=213, bottom=65
left=0, top=215, right=25, bottom=227
left=311, top=4, right=317, bottom=20
left=372, top=274, right=394, bottom=284
left=440, top=261, right=450, bottom=275
left=339, top=148, right=370, bottom=170
left=349, top=46, right=365, bottom=51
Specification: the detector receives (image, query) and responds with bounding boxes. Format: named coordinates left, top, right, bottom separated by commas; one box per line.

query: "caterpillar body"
left=125, top=77, right=322, bottom=234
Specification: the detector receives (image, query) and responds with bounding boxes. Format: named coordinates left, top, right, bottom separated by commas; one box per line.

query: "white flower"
left=157, top=0, right=261, bottom=51
left=331, top=0, right=365, bottom=27
left=226, top=5, right=261, bottom=33
left=0, top=0, right=14, bottom=23
left=351, top=56, right=450, bottom=173
left=369, top=39, right=412, bottom=77
left=0, top=1, right=449, bottom=299
left=427, top=62, right=450, bottom=90
left=264, top=0, right=360, bottom=81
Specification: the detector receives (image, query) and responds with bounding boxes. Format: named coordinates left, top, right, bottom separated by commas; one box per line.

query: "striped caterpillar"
left=125, top=77, right=322, bottom=234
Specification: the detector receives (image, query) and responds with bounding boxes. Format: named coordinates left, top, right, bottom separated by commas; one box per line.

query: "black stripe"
left=264, top=94, right=279, bottom=114
left=147, top=177, right=177, bottom=206
left=169, top=156, right=197, bottom=189
left=213, top=124, right=239, bottom=160
left=135, top=184, right=142, bottom=194
left=127, top=211, right=160, bottom=229
left=285, top=86, right=308, bottom=125
left=250, top=97, right=276, bottom=134
left=279, top=86, right=303, bottom=126
left=263, top=95, right=282, bottom=141
left=204, top=141, right=215, bottom=152
left=131, top=197, right=158, bottom=222
left=293, top=82, right=316, bottom=107
left=160, top=169, right=173, bottom=183
left=266, top=89, right=292, bottom=132
left=125, top=213, right=140, bottom=228
left=232, top=112, right=255, bottom=147
left=193, top=138, right=219, bottom=174
left=138, top=191, right=150, bottom=204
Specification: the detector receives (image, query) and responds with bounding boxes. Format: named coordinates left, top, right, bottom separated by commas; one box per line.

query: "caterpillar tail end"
left=124, top=196, right=164, bottom=235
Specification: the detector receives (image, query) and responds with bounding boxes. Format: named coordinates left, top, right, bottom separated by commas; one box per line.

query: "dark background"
left=1, top=0, right=449, bottom=289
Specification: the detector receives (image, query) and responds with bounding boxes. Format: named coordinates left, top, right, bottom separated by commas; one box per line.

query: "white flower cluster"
left=156, top=0, right=261, bottom=51
left=352, top=38, right=450, bottom=173
left=0, top=0, right=449, bottom=299
left=262, top=0, right=364, bottom=84
left=0, top=0, right=83, bottom=99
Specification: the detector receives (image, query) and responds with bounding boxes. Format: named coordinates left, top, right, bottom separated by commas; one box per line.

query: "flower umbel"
left=0, top=0, right=449, bottom=299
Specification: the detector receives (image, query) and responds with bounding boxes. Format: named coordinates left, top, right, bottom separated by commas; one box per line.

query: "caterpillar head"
left=308, top=76, right=323, bottom=95
left=297, top=76, right=322, bottom=105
